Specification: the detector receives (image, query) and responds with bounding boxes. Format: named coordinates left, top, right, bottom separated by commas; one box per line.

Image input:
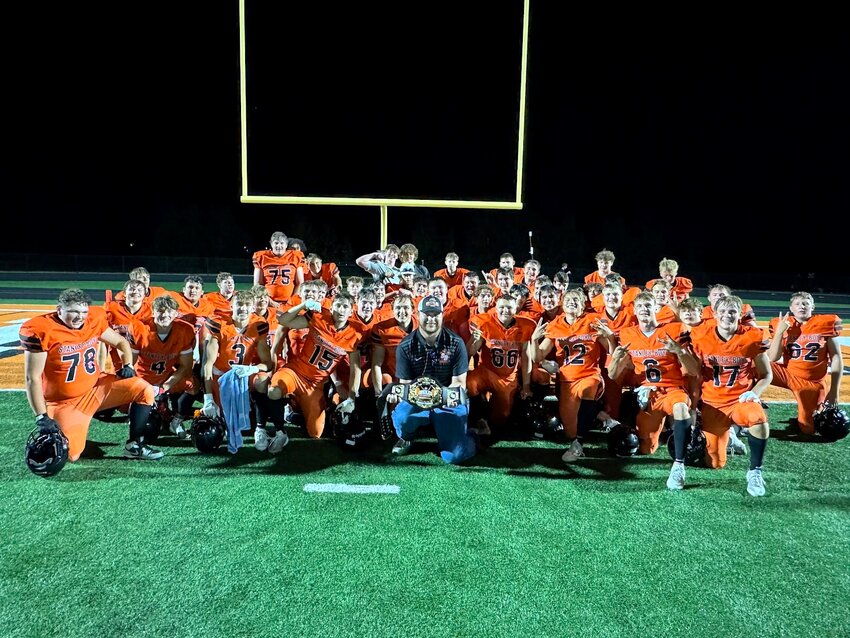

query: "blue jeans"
left=391, top=401, right=476, bottom=464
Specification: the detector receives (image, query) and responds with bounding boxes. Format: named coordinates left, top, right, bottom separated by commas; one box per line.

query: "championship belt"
left=388, top=377, right=468, bottom=410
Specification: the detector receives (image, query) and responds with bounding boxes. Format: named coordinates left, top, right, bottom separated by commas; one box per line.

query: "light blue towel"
left=219, top=365, right=259, bottom=454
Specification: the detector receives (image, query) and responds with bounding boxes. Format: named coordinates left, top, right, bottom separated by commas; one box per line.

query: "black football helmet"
left=191, top=415, right=225, bottom=453
left=608, top=423, right=639, bottom=457
left=534, top=414, right=564, bottom=440
left=329, top=405, right=370, bottom=449
left=667, top=426, right=707, bottom=466
left=25, top=428, right=69, bottom=477
left=814, top=402, right=850, bottom=441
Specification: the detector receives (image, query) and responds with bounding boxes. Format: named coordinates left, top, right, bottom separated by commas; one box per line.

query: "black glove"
left=116, top=364, right=136, bottom=379
left=36, top=413, right=60, bottom=434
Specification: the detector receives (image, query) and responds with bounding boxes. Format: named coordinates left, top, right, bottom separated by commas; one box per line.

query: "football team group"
left=21, top=231, right=847, bottom=496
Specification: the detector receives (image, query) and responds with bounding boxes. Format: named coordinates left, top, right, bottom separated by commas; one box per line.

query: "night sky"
left=5, top=4, right=849, bottom=292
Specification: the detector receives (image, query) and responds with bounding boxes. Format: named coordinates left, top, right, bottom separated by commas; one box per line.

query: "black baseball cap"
left=418, top=295, right=443, bottom=315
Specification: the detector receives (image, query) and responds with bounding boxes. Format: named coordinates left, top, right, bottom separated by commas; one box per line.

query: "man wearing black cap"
left=387, top=295, right=477, bottom=463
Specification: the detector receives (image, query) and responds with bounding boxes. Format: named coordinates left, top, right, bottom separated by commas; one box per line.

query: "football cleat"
left=25, top=428, right=69, bottom=477
left=169, top=416, right=190, bottom=440
left=666, top=462, right=686, bottom=490
left=727, top=427, right=747, bottom=455
left=813, top=402, right=850, bottom=441
left=268, top=430, right=289, bottom=454
left=561, top=439, right=584, bottom=463
left=123, top=441, right=164, bottom=460
left=392, top=438, right=412, bottom=456
left=746, top=468, right=766, bottom=497
left=254, top=426, right=271, bottom=451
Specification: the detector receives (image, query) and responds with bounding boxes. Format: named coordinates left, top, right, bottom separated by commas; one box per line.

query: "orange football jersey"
left=205, top=316, right=269, bottom=373
left=434, top=267, right=470, bottom=289
left=19, top=307, right=110, bottom=402
left=475, top=314, right=536, bottom=380
left=489, top=266, right=525, bottom=284
left=768, top=314, right=842, bottom=381
left=370, top=317, right=418, bottom=378
left=619, top=322, right=690, bottom=389
left=544, top=314, right=605, bottom=381
left=167, top=292, right=216, bottom=333
left=255, top=309, right=279, bottom=349
left=128, top=318, right=196, bottom=385
left=690, top=324, right=769, bottom=406
left=646, top=276, right=693, bottom=298
left=589, top=306, right=637, bottom=336
left=656, top=305, right=677, bottom=326
left=584, top=272, right=626, bottom=286
left=253, top=249, right=305, bottom=302
left=105, top=299, right=152, bottom=337
left=202, top=292, right=234, bottom=321
left=516, top=298, right=544, bottom=322
left=447, top=285, right=476, bottom=307
left=443, top=298, right=471, bottom=337
left=304, top=262, right=340, bottom=289
left=286, top=310, right=365, bottom=384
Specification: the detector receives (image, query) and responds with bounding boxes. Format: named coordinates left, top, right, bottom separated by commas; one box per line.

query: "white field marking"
left=0, top=388, right=25, bottom=392
left=837, top=336, right=850, bottom=347
left=303, top=483, right=400, bottom=495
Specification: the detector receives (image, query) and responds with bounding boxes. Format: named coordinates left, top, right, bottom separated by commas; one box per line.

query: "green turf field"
left=2, top=393, right=849, bottom=638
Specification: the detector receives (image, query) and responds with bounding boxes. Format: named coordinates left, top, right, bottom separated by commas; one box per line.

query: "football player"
left=487, top=252, right=525, bottom=285
left=533, top=289, right=615, bottom=462
left=128, top=295, right=197, bottom=438
left=650, top=280, right=678, bottom=325
left=584, top=249, right=625, bottom=287
left=704, top=284, right=757, bottom=327
left=689, top=295, right=772, bottom=496
left=103, top=279, right=153, bottom=371
left=370, top=295, right=417, bottom=394
left=434, top=252, right=470, bottom=289
left=467, top=296, right=536, bottom=435
left=202, top=291, right=276, bottom=451
left=304, top=253, right=342, bottom=297
left=591, top=281, right=638, bottom=423
left=646, top=257, right=693, bottom=299
left=267, top=293, right=366, bottom=439
left=202, top=272, right=236, bottom=320
left=168, top=275, right=216, bottom=335
left=766, top=292, right=843, bottom=434
left=252, top=231, right=305, bottom=304
left=608, top=292, right=700, bottom=489
left=113, top=266, right=168, bottom=302
left=20, top=288, right=159, bottom=461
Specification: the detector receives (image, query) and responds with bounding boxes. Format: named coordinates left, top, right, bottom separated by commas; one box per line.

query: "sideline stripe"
left=303, top=483, right=400, bottom=494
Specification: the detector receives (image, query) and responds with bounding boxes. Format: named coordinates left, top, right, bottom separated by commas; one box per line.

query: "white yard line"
left=303, top=483, right=401, bottom=494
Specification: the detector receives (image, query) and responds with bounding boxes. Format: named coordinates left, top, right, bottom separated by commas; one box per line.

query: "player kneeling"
left=689, top=296, right=772, bottom=496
